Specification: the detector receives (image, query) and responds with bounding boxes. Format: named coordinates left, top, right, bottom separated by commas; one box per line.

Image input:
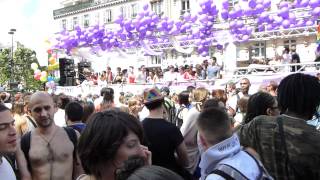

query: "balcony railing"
left=53, top=0, right=128, bottom=17
left=53, top=0, right=96, bottom=17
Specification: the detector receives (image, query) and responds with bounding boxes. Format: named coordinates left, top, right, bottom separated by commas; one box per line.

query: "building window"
left=120, top=6, right=127, bottom=19
left=61, top=19, right=67, bottom=30
left=95, top=12, right=100, bottom=25
left=72, top=17, right=79, bottom=30
left=151, top=1, right=163, bottom=15
left=151, top=56, right=162, bottom=65
left=131, top=3, right=138, bottom=18
left=252, top=42, right=266, bottom=57
left=104, top=9, right=112, bottom=23
left=83, top=14, right=90, bottom=28
left=284, top=39, right=296, bottom=49
left=229, top=0, right=239, bottom=8
left=181, top=0, right=190, bottom=14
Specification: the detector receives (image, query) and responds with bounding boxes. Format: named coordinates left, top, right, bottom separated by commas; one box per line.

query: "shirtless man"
left=17, top=92, right=83, bottom=180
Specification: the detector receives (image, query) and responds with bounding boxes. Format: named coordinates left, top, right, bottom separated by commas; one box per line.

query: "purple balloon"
left=248, top=0, right=257, bottom=8
left=267, top=24, right=274, bottom=30
left=183, top=12, right=191, bottom=20
left=236, top=20, right=244, bottom=28
left=255, top=4, right=264, bottom=13
left=309, top=0, right=320, bottom=7
left=246, top=26, right=254, bottom=34
left=143, top=4, right=149, bottom=11
left=222, top=0, right=229, bottom=9
left=312, top=7, right=320, bottom=16
left=279, top=7, right=289, bottom=19
left=216, top=44, right=223, bottom=50
left=279, top=1, right=289, bottom=8
left=296, top=19, right=305, bottom=27
left=221, top=10, right=229, bottom=20
left=229, top=21, right=236, bottom=28
left=282, top=19, right=290, bottom=29
left=263, top=0, right=272, bottom=8
left=288, top=13, right=296, bottom=20
left=242, top=35, right=250, bottom=41
left=246, top=7, right=255, bottom=16
left=300, top=0, right=310, bottom=7
left=306, top=20, right=314, bottom=26
left=229, top=10, right=237, bottom=19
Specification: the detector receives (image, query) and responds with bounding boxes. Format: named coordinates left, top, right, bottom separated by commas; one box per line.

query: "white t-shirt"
left=54, top=108, right=66, bottom=127
left=0, top=157, right=16, bottom=180
left=163, top=71, right=177, bottom=82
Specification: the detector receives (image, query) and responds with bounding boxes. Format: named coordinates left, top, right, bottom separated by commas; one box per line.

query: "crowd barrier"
left=53, top=71, right=315, bottom=96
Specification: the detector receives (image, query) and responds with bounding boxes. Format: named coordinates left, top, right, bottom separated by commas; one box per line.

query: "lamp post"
left=8, top=29, right=16, bottom=90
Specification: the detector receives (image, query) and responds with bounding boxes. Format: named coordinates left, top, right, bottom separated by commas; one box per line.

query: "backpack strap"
left=209, top=169, right=235, bottom=180
left=20, top=128, right=78, bottom=175
left=20, top=131, right=32, bottom=173
left=207, top=164, right=249, bottom=180
left=26, top=115, right=37, bottom=128
left=63, top=127, right=77, bottom=162
left=174, top=106, right=186, bottom=127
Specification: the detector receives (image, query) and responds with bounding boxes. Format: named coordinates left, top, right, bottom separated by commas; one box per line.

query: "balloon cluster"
left=53, top=0, right=320, bottom=57
left=47, top=49, right=60, bottom=71
left=193, top=0, right=218, bottom=56
left=31, top=63, right=48, bottom=82
left=317, top=24, right=320, bottom=55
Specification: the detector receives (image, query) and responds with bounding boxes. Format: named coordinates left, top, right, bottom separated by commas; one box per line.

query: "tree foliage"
left=0, top=45, right=43, bottom=91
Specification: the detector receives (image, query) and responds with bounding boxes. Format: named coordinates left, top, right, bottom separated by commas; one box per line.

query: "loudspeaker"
left=66, top=77, right=75, bottom=86
left=59, top=58, right=75, bottom=86
left=78, top=61, right=91, bottom=83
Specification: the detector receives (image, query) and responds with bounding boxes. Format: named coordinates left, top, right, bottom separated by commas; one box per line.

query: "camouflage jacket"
left=238, top=115, right=320, bottom=180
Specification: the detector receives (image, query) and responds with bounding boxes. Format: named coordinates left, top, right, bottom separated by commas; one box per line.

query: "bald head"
left=29, top=92, right=54, bottom=109
left=29, top=92, right=56, bottom=128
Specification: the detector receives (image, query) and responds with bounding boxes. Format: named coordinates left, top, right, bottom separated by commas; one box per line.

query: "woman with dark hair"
left=175, top=91, right=191, bottom=128
left=99, top=87, right=115, bottom=111
left=80, top=101, right=95, bottom=124
left=116, top=156, right=183, bottom=180
left=244, top=91, right=279, bottom=124
left=77, top=110, right=151, bottom=180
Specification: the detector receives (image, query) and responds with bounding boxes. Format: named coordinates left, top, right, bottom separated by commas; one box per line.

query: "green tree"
left=0, top=45, right=43, bottom=91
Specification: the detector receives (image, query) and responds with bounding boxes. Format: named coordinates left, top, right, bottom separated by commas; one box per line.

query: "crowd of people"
left=0, top=72, right=320, bottom=180
left=80, top=57, right=222, bottom=86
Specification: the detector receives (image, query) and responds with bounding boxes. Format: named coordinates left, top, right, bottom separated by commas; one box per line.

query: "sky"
left=0, top=0, right=60, bottom=65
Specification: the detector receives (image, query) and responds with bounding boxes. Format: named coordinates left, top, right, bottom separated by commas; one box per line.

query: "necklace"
left=38, top=127, right=59, bottom=180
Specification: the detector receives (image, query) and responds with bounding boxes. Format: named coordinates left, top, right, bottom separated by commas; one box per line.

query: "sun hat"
left=143, top=87, right=164, bottom=104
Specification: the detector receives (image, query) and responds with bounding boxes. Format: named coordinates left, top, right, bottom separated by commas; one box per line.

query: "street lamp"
left=8, top=29, right=16, bottom=90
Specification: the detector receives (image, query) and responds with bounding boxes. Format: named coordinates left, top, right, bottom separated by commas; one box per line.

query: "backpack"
left=20, top=127, right=77, bottom=174
left=163, top=98, right=176, bottom=124
left=174, top=106, right=187, bottom=129
left=206, top=150, right=273, bottom=180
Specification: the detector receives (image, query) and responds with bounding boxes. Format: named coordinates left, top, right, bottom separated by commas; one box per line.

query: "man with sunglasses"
left=0, top=103, right=17, bottom=179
